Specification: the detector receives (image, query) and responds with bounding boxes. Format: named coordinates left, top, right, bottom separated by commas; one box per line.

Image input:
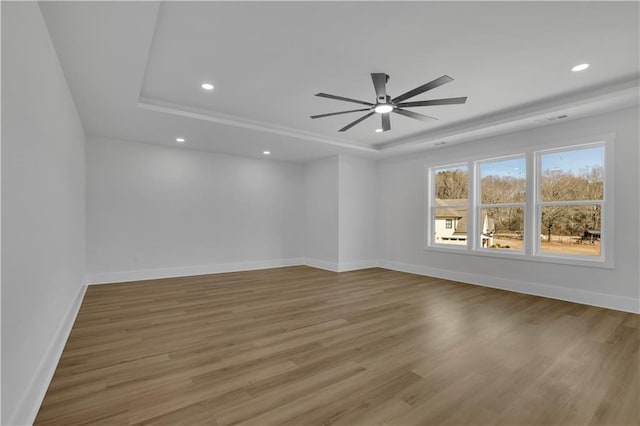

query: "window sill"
left=424, top=245, right=614, bottom=269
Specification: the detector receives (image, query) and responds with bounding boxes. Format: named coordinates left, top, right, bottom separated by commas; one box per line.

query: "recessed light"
left=374, top=104, right=393, bottom=114
left=176, top=137, right=185, bottom=143
left=263, top=151, right=271, bottom=155
left=571, top=63, right=589, bottom=72
left=201, top=82, right=214, bottom=90
left=375, top=128, right=383, bottom=133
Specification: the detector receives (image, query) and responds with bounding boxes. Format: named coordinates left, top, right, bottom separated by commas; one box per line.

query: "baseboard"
left=337, top=259, right=379, bottom=272
left=9, top=280, right=87, bottom=426
left=87, top=258, right=380, bottom=284
left=303, top=258, right=340, bottom=272
left=85, top=258, right=637, bottom=312
left=85, top=258, right=305, bottom=284
left=302, top=258, right=379, bottom=272
left=378, top=260, right=640, bottom=314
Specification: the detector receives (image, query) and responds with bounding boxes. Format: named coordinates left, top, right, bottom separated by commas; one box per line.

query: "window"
left=431, top=164, right=468, bottom=247
left=478, top=156, right=526, bottom=251
left=426, top=139, right=611, bottom=267
left=537, top=145, right=604, bottom=258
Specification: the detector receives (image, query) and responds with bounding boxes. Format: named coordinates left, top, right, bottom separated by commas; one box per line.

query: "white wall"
left=87, top=148, right=376, bottom=278
left=338, top=156, right=377, bottom=269
left=378, top=107, right=640, bottom=312
left=303, top=155, right=377, bottom=272
left=304, top=156, right=339, bottom=269
left=1, top=2, right=87, bottom=424
left=86, top=137, right=305, bottom=281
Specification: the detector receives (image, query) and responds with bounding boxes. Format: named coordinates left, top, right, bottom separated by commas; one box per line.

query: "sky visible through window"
left=541, top=146, right=603, bottom=175
left=478, top=147, right=603, bottom=177
left=480, top=157, right=525, bottom=178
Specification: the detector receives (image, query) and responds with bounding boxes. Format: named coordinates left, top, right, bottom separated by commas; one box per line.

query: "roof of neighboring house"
left=434, top=198, right=466, bottom=219
left=435, top=207, right=461, bottom=218
left=434, top=198, right=469, bottom=235
left=453, top=213, right=468, bottom=235
left=436, top=198, right=467, bottom=206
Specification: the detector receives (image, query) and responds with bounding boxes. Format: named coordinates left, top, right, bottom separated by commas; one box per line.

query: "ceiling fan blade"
left=393, top=108, right=438, bottom=122
left=310, top=108, right=371, bottom=119
left=381, top=113, right=391, bottom=131
left=371, top=73, right=388, bottom=103
left=392, top=75, right=454, bottom=104
left=315, top=93, right=373, bottom=106
left=339, top=111, right=376, bottom=132
left=397, top=97, right=468, bottom=108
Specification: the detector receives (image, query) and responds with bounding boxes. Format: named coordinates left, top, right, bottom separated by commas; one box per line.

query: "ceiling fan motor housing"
left=380, top=95, right=391, bottom=105
left=378, top=75, right=390, bottom=103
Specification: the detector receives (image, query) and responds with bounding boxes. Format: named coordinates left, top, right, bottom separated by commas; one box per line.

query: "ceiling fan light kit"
left=311, top=73, right=468, bottom=132
left=374, top=104, right=393, bottom=114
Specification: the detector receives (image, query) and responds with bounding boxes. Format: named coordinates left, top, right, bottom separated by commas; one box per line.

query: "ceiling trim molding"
left=137, top=97, right=379, bottom=153
left=379, top=75, right=640, bottom=153
left=139, top=75, right=638, bottom=157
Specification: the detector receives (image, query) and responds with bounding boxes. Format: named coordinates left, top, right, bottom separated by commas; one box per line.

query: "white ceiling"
left=40, top=1, right=639, bottom=162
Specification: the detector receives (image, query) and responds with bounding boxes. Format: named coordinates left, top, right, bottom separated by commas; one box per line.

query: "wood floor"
left=36, top=266, right=639, bottom=425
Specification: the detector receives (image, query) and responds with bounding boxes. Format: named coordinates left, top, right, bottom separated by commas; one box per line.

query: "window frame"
left=534, top=142, right=608, bottom=263
left=424, top=135, right=614, bottom=269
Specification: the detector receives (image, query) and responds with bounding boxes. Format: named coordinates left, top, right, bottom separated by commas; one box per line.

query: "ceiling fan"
left=310, top=73, right=467, bottom=132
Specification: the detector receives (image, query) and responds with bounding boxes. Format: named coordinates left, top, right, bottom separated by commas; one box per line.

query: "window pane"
left=540, top=205, right=601, bottom=257
left=434, top=165, right=468, bottom=200
left=540, top=146, right=604, bottom=202
left=480, top=158, right=526, bottom=204
left=480, top=207, right=524, bottom=251
left=434, top=206, right=468, bottom=246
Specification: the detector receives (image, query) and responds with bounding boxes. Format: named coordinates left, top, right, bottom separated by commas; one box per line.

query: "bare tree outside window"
left=479, top=157, right=526, bottom=251
left=538, top=145, right=604, bottom=257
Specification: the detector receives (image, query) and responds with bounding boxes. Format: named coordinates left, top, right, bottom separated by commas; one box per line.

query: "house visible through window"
left=432, top=164, right=468, bottom=246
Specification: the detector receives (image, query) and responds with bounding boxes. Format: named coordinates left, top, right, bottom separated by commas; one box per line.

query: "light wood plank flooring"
left=36, top=266, right=639, bottom=425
